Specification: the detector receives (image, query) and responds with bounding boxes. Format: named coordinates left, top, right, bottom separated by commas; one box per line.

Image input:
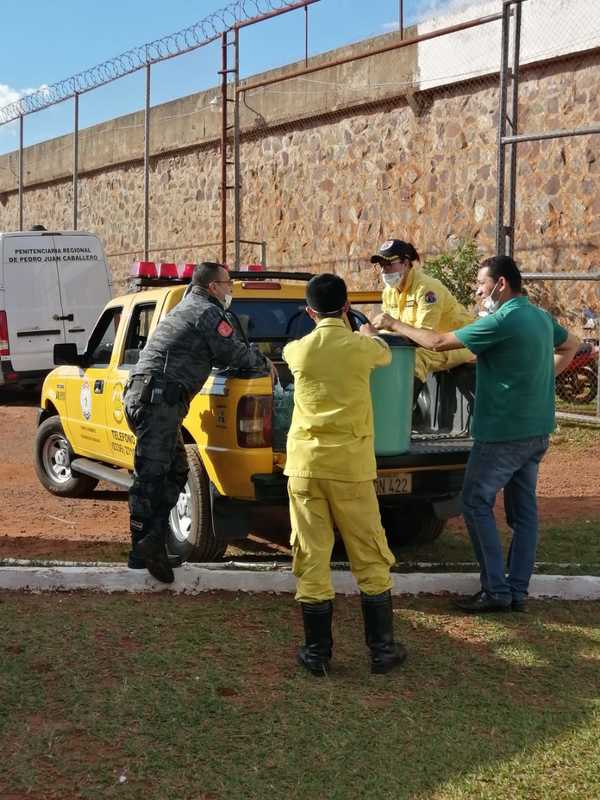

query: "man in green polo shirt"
left=371, top=255, right=578, bottom=613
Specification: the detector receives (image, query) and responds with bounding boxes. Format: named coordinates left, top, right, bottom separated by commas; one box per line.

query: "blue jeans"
left=461, top=436, right=549, bottom=603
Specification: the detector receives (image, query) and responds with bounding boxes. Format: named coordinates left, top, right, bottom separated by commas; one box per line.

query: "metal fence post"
left=221, top=31, right=229, bottom=264
left=143, top=63, right=151, bottom=262
left=495, top=1, right=511, bottom=256
left=18, top=115, right=24, bottom=231
left=73, top=92, right=79, bottom=231
left=233, top=27, right=241, bottom=270
left=506, top=1, right=522, bottom=259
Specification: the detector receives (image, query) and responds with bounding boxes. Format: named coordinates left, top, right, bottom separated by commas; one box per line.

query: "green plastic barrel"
left=370, top=335, right=416, bottom=456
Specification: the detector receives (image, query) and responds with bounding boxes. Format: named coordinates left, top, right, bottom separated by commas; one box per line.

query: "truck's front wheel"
left=166, top=445, right=226, bottom=562
left=380, top=503, right=446, bottom=547
left=34, top=416, right=99, bottom=497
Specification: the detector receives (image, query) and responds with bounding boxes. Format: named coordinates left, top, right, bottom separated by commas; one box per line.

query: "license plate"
left=376, top=473, right=412, bottom=496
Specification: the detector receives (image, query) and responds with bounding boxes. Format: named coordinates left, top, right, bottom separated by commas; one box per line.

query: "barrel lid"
left=376, top=334, right=416, bottom=347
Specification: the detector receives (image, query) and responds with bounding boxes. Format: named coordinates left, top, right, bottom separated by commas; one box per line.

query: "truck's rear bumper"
left=216, top=441, right=472, bottom=544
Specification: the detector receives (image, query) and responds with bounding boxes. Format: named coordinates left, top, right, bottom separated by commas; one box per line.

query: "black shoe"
left=298, top=601, right=333, bottom=676
left=145, top=554, right=175, bottom=584
left=511, top=598, right=527, bottom=613
left=127, top=549, right=183, bottom=570
left=361, top=591, right=408, bottom=675
left=134, top=534, right=175, bottom=584
left=454, top=591, right=511, bottom=614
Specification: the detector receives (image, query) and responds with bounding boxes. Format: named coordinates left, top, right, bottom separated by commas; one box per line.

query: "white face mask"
left=382, top=272, right=403, bottom=288
left=223, top=293, right=233, bottom=310
left=478, top=281, right=500, bottom=317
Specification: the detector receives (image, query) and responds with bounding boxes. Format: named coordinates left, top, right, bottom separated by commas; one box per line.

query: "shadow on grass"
left=0, top=592, right=598, bottom=799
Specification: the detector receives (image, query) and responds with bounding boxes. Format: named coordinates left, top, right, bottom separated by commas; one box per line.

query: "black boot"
left=128, top=520, right=182, bottom=573
left=297, top=601, right=333, bottom=676
left=128, top=522, right=148, bottom=570
left=134, top=529, right=175, bottom=584
left=361, top=591, right=407, bottom=675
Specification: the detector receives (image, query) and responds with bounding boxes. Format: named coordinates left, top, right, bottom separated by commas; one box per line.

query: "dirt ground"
left=1, top=397, right=599, bottom=561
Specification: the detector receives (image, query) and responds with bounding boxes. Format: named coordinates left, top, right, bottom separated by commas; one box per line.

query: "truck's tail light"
left=237, top=395, right=272, bottom=448
left=241, top=281, right=281, bottom=289
left=0, top=311, right=9, bottom=356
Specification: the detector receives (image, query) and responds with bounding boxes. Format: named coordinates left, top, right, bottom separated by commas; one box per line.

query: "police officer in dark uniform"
left=123, top=262, right=270, bottom=583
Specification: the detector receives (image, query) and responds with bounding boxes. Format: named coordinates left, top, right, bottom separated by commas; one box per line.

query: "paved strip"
left=0, top=564, right=599, bottom=599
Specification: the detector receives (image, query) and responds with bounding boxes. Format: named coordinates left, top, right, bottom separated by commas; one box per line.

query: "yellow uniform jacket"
left=382, top=268, right=475, bottom=381
left=283, top=318, right=391, bottom=482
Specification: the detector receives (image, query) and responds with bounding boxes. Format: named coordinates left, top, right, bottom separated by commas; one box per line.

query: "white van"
left=0, top=230, right=112, bottom=391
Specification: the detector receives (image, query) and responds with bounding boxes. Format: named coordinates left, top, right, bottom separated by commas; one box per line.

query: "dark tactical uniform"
left=124, top=286, right=268, bottom=568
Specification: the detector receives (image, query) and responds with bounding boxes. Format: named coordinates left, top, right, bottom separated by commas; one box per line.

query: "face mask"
left=223, top=293, right=233, bottom=310
left=478, top=281, right=500, bottom=317
left=382, top=272, right=403, bottom=288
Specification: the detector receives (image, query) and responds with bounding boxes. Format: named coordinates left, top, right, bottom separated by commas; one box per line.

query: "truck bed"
left=376, top=433, right=472, bottom=469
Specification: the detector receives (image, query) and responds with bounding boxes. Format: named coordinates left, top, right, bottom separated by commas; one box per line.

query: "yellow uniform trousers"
left=414, top=346, right=475, bottom=384
left=288, top=476, right=395, bottom=603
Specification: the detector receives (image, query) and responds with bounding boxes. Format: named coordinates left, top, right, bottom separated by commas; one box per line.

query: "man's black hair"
left=192, top=262, right=226, bottom=288
left=306, top=273, right=347, bottom=316
left=480, top=255, right=522, bottom=293
left=30, top=224, right=47, bottom=231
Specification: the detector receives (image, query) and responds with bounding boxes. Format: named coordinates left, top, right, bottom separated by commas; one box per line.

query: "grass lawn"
left=393, top=519, right=600, bottom=575
left=6, top=518, right=598, bottom=577
left=1, top=591, right=599, bottom=800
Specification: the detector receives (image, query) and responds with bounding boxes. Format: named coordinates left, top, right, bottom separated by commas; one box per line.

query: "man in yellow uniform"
left=370, top=239, right=475, bottom=403
left=283, top=273, right=407, bottom=677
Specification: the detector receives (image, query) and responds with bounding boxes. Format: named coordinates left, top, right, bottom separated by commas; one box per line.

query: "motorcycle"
left=556, top=340, right=599, bottom=405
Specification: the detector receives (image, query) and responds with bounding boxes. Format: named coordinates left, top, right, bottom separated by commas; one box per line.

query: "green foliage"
left=423, top=239, right=481, bottom=309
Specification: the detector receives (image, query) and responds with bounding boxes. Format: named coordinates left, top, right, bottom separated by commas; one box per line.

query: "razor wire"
left=0, top=0, right=302, bottom=125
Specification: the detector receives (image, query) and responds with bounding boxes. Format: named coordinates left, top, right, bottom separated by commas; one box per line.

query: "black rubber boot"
left=134, top=530, right=175, bottom=584
left=297, top=601, right=333, bottom=676
left=361, top=591, right=407, bottom=675
left=128, top=523, right=148, bottom=570
left=128, top=521, right=182, bottom=571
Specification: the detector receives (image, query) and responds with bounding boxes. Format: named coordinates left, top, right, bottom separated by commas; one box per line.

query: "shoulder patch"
left=424, top=291, right=437, bottom=304
left=216, top=319, right=234, bottom=338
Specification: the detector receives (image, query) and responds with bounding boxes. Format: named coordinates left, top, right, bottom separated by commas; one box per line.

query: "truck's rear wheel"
left=166, top=445, right=226, bottom=562
left=34, top=416, right=99, bottom=497
left=380, top=503, right=446, bottom=547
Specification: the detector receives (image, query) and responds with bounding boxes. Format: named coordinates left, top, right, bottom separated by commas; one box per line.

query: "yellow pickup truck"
left=34, top=267, right=472, bottom=561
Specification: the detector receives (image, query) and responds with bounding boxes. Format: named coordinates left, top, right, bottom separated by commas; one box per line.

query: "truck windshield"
left=230, top=300, right=313, bottom=342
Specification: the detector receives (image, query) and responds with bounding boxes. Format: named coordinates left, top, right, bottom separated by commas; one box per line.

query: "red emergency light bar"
left=179, top=263, right=196, bottom=279
left=158, top=262, right=178, bottom=279
left=240, top=263, right=265, bottom=272
left=131, top=261, right=157, bottom=278
left=131, top=261, right=183, bottom=279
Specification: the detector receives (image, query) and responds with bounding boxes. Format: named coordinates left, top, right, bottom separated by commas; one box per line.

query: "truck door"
left=103, top=300, right=159, bottom=469
left=62, top=305, right=123, bottom=459
left=2, top=235, right=65, bottom=373
left=53, top=233, right=112, bottom=355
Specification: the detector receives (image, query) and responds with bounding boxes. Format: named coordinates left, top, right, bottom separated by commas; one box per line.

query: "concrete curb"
left=0, top=563, right=599, bottom=599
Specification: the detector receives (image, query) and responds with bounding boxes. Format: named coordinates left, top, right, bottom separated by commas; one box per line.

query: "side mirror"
left=54, top=342, right=86, bottom=367
left=347, top=308, right=370, bottom=331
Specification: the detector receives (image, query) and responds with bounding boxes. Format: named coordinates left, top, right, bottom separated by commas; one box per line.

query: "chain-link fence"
left=495, top=0, right=600, bottom=424
left=0, top=0, right=599, bottom=312
left=524, top=274, right=600, bottom=423
left=0, top=0, right=508, bottom=291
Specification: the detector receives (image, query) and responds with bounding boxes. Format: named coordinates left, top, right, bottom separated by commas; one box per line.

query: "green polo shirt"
left=455, top=296, right=568, bottom=442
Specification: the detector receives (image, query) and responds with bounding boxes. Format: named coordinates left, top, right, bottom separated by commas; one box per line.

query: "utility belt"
left=124, top=374, right=188, bottom=406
